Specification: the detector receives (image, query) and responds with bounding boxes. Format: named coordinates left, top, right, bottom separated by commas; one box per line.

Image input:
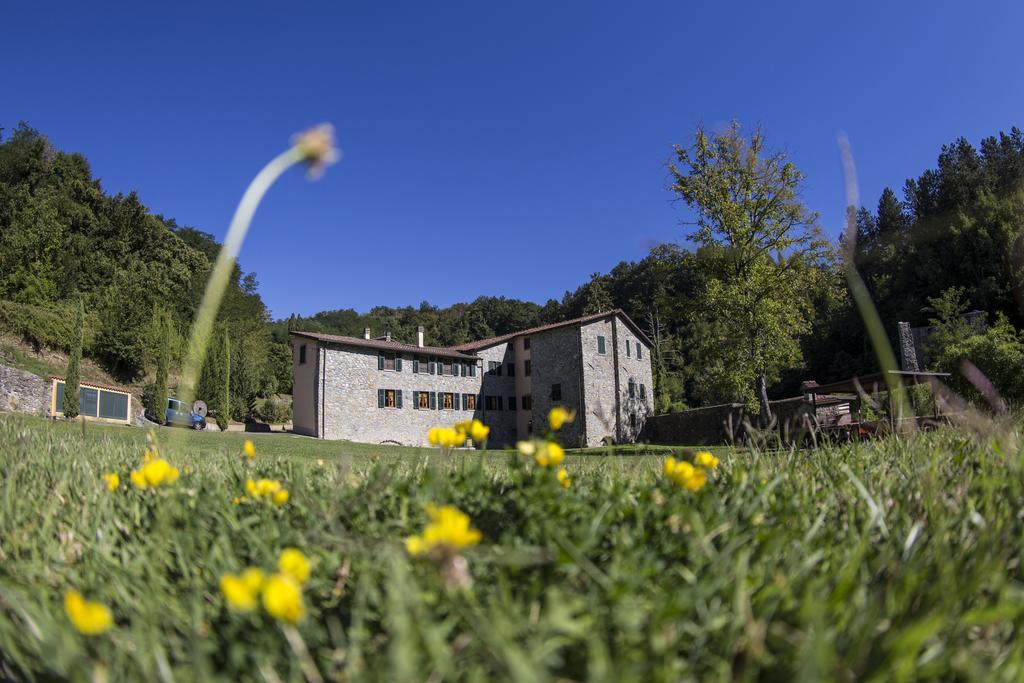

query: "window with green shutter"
left=429, top=392, right=437, bottom=409
left=396, top=356, right=403, bottom=372
left=396, top=390, right=403, bottom=408
left=378, top=355, right=385, bottom=370
left=597, top=336, right=606, bottom=354
left=378, top=388, right=385, bottom=408
left=413, top=359, right=419, bottom=373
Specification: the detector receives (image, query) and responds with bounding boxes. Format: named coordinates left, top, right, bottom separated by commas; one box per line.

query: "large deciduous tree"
left=669, top=122, right=829, bottom=422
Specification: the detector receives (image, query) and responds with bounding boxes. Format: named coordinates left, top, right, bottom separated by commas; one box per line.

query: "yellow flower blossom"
left=535, top=442, right=565, bottom=468
left=548, top=406, right=576, bottom=431
left=262, top=573, right=305, bottom=623
left=663, top=457, right=708, bottom=492
left=406, top=504, right=482, bottom=557
left=469, top=420, right=489, bottom=444
left=130, top=458, right=179, bottom=489
left=102, top=473, right=119, bottom=492
left=278, top=548, right=310, bottom=585
left=220, top=572, right=260, bottom=612
left=244, top=440, right=256, bottom=459
left=242, top=478, right=289, bottom=505
left=557, top=468, right=571, bottom=489
left=64, top=590, right=113, bottom=635
left=231, top=496, right=244, bottom=505
left=695, top=451, right=719, bottom=469
left=516, top=440, right=537, bottom=457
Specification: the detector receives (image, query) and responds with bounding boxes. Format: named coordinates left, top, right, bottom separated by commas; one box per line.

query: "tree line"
left=6, top=121, right=1024, bottom=421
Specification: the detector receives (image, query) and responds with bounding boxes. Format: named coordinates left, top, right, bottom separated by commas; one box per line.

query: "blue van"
left=165, top=398, right=206, bottom=430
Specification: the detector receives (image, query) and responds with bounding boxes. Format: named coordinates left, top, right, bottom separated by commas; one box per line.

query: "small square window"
left=597, top=336, right=606, bottom=354
left=522, top=394, right=532, bottom=410
left=636, top=345, right=642, bottom=360
left=385, top=389, right=396, bottom=408
left=299, top=344, right=307, bottom=365
left=443, top=392, right=454, bottom=410
left=626, top=340, right=631, bottom=357
left=523, top=337, right=531, bottom=350
left=418, top=391, right=429, bottom=409
left=524, top=359, right=531, bottom=376
left=466, top=394, right=477, bottom=410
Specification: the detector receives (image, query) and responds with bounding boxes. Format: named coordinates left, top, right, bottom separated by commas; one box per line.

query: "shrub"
left=0, top=299, right=97, bottom=352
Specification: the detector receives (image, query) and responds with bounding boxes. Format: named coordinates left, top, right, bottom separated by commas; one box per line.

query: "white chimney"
left=417, top=325, right=424, bottom=348
left=385, top=330, right=392, bottom=342
left=363, top=327, right=371, bottom=340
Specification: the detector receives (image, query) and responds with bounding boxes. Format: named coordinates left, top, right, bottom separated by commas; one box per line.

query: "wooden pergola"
left=804, top=370, right=952, bottom=432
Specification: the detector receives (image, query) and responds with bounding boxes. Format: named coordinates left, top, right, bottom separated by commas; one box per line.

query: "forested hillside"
left=0, top=123, right=288, bottom=420
left=6, top=121, right=1024, bottom=418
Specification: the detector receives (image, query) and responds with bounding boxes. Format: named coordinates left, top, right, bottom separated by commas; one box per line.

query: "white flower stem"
left=178, top=146, right=305, bottom=410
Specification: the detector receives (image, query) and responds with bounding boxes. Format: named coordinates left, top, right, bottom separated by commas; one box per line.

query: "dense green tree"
left=669, top=122, right=829, bottom=421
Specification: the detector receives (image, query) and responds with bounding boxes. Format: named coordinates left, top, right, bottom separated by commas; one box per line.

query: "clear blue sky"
left=4, top=1, right=1023, bottom=318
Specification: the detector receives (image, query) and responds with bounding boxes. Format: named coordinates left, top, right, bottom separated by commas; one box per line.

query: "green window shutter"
left=378, top=355, right=385, bottom=370
left=396, top=356, right=403, bottom=372
left=429, top=392, right=436, bottom=410
left=412, top=391, right=419, bottom=408
left=396, top=390, right=403, bottom=409
left=413, top=359, right=419, bottom=373
left=378, top=389, right=385, bottom=408
left=429, top=359, right=435, bottom=374
left=461, top=393, right=467, bottom=410
left=598, top=336, right=606, bottom=354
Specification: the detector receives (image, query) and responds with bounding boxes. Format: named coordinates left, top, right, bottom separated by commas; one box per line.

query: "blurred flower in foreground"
left=64, top=590, right=112, bottom=635
left=102, top=472, right=119, bottom=492
left=406, top=504, right=481, bottom=589
left=262, top=573, right=305, bottom=624
left=292, top=123, right=340, bottom=179
left=549, top=406, right=576, bottom=431
left=130, top=457, right=179, bottom=489
left=694, top=451, right=719, bottom=469
left=663, top=456, right=708, bottom=492
left=220, top=569, right=264, bottom=612
left=244, top=440, right=256, bottom=460
left=242, top=478, right=290, bottom=506
left=278, top=548, right=310, bottom=585
left=557, top=467, right=571, bottom=489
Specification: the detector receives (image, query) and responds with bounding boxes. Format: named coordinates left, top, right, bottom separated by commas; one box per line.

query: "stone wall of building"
left=476, top=342, right=518, bottom=446
left=319, top=343, right=485, bottom=445
left=578, top=318, right=616, bottom=446
left=529, top=324, right=586, bottom=446
left=613, top=317, right=654, bottom=443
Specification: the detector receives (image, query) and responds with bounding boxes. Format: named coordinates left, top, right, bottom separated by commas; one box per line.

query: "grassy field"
left=1, top=413, right=1023, bottom=681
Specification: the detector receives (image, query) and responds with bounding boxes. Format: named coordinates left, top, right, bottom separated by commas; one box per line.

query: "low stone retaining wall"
left=0, top=364, right=49, bottom=416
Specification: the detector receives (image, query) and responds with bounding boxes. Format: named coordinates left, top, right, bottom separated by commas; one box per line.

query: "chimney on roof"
left=417, top=325, right=424, bottom=348
left=385, top=330, right=392, bottom=342
left=363, top=327, right=371, bottom=340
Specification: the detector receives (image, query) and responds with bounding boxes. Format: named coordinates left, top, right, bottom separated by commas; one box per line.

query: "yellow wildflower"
left=406, top=504, right=482, bottom=557
left=272, top=489, right=290, bottom=506
left=262, top=573, right=305, bottom=623
left=102, top=473, right=119, bottom=492
left=242, top=478, right=289, bottom=505
left=130, top=458, right=179, bottom=489
left=535, top=442, right=565, bottom=468
left=469, top=420, right=489, bottom=444
left=695, top=451, right=719, bottom=469
left=220, top=573, right=260, bottom=612
left=244, top=440, right=256, bottom=459
left=549, top=406, right=576, bottom=431
left=278, top=548, right=310, bottom=585
left=663, top=457, right=708, bottom=492
left=517, top=440, right=537, bottom=457
left=64, top=590, right=113, bottom=635
left=428, top=427, right=442, bottom=446
left=245, top=479, right=258, bottom=497
left=557, top=468, right=571, bottom=489
left=231, top=496, right=244, bottom=505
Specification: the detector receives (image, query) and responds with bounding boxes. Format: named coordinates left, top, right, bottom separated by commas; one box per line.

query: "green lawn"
left=1, top=412, right=1022, bottom=681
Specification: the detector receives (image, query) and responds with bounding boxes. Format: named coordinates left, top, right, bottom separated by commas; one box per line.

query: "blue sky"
left=4, top=1, right=1024, bottom=318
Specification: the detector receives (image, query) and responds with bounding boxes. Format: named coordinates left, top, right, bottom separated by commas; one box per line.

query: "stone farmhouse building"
left=291, top=309, right=654, bottom=447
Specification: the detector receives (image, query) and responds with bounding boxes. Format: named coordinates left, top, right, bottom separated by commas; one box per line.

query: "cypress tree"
left=152, top=308, right=171, bottom=424
left=63, top=299, right=84, bottom=418
left=219, top=329, right=230, bottom=431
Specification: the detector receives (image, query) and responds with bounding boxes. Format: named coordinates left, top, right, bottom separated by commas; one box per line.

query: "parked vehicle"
left=165, top=397, right=207, bottom=430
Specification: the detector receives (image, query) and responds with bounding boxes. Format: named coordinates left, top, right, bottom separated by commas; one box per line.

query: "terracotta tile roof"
left=50, top=377, right=132, bottom=394
left=289, top=331, right=480, bottom=359
left=292, top=309, right=654, bottom=357
left=449, top=309, right=653, bottom=351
